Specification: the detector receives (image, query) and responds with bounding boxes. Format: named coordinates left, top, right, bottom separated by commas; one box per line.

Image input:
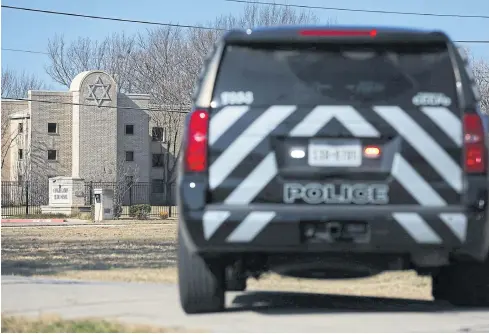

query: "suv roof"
left=223, top=25, right=451, bottom=44
left=234, top=25, right=431, bottom=33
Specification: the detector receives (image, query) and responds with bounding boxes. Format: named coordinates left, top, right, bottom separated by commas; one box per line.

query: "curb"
left=1, top=219, right=175, bottom=227
left=1, top=219, right=66, bottom=224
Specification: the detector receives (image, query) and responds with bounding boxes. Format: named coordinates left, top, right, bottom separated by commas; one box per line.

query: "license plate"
left=308, top=139, right=362, bottom=167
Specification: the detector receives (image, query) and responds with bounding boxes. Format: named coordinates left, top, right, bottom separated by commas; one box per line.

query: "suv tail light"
left=185, top=109, right=209, bottom=172
left=463, top=113, right=486, bottom=173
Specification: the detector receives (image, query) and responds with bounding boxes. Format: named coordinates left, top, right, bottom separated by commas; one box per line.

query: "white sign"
left=308, top=139, right=362, bottom=167
left=51, top=184, right=70, bottom=205
left=283, top=183, right=389, bottom=205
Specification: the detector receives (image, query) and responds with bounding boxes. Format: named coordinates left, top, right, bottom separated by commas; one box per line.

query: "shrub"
left=90, top=204, right=95, bottom=221
left=129, top=204, right=151, bottom=220
left=159, top=211, right=169, bottom=219
left=113, top=204, right=123, bottom=219
left=77, top=212, right=92, bottom=221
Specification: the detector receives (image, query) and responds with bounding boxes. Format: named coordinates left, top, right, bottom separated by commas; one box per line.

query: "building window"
left=152, top=179, right=165, bottom=193
left=47, top=150, right=57, bottom=161
left=125, top=151, right=134, bottom=162
left=125, top=124, right=134, bottom=135
left=152, top=127, right=165, bottom=142
left=48, top=123, right=58, bottom=134
left=18, top=123, right=23, bottom=133
left=152, top=153, right=164, bottom=167
left=18, top=149, right=23, bottom=160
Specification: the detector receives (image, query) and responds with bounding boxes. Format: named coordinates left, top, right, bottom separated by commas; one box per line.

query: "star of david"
left=87, top=76, right=112, bottom=107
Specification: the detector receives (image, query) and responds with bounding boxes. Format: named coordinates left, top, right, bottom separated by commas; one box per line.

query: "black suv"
left=177, top=26, right=489, bottom=313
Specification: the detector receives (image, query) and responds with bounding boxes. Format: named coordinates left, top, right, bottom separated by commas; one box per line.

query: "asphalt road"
left=2, top=275, right=489, bottom=332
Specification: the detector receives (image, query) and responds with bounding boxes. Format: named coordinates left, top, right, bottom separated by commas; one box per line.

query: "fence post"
left=168, top=183, right=172, bottom=217
left=25, top=182, right=29, bottom=216
left=89, top=181, right=93, bottom=205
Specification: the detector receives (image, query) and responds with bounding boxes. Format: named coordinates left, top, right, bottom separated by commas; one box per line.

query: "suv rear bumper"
left=179, top=204, right=489, bottom=264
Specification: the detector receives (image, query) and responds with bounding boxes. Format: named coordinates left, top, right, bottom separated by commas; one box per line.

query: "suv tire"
left=178, top=228, right=225, bottom=314
left=432, top=259, right=489, bottom=307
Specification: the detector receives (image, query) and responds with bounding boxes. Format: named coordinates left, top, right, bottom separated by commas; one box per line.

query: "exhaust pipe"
left=326, top=222, right=342, bottom=240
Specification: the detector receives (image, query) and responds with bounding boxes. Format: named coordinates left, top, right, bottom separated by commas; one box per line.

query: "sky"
left=2, top=0, right=489, bottom=92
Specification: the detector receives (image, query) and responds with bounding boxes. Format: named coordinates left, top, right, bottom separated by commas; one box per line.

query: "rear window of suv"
left=212, top=43, right=457, bottom=107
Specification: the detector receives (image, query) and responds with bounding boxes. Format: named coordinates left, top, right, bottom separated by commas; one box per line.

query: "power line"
left=1, top=5, right=225, bottom=31
left=1, top=4, right=488, bottom=59
left=456, top=41, right=489, bottom=44
left=1, top=97, right=190, bottom=114
left=225, top=0, right=489, bottom=19
left=2, top=48, right=49, bottom=55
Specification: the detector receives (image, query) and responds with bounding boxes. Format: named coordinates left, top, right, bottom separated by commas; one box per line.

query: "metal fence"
left=1, top=180, right=178, bottom=218
left=84, top=181, right=178, bottom=217
left=1, top=181, right=49, bottom=216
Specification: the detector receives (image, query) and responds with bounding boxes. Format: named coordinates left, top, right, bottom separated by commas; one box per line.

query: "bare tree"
left=0, top=115, right=50, bottom=207
left=129, top=27, right=191, bottom=199
left=461, top=48, right=489, bottom=114
left=45, top=32, right=137, bottom=92
left=472, top=58, right=489, bottom=114
left=2, top=69, right=46, bottom=178
left=1, top=68, right=46, bottom=98
left=186, top=3, right=326, bottom=86
left=112, top=155, right=140, bottom=218
left=131, top=27, right=191, bottom=105
left=148, top=105, right=186, bottom=189
left=1, top=116, right=19, bottom=169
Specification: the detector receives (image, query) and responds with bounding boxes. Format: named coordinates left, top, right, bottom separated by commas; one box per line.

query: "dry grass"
left=1, top=314, right=199, bottom=333
left=1, top=224, right=177, bottom=276
left=1, top=224, right=432, bottom=300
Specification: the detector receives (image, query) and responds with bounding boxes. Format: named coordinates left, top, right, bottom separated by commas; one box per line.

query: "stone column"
left=69, top=71, right=118, bottom=182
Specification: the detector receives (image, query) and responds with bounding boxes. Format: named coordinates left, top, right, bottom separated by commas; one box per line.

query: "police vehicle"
left=177, top=26, right=489, bottom=313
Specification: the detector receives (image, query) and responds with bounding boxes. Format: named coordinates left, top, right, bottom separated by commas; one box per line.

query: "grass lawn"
left=1, top=224, right=432, bottom=300
left=1, top=314, right=198, bottom=333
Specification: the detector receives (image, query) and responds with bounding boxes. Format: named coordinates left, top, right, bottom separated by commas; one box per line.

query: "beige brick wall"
left=117, top=93, right=151, bottom=183
left=1, top=100, right=28, bottom=181
left=148, top=107, right=186, bottom=203
left=8, top=114, right=30, bottom=182
left=74, top=71, right=118, bottom=182
left=148, top=109, right=186, bottom=180
left=29, top=91, right=73, bottom=184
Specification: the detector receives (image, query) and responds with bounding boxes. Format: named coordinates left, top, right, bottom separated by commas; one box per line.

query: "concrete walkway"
left=2, top=276, right=489, bottom=332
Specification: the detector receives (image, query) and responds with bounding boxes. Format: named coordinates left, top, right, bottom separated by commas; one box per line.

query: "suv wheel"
left=432, top=259, right=489, bottom=307
left=178, top=228, right=225, bottom=314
